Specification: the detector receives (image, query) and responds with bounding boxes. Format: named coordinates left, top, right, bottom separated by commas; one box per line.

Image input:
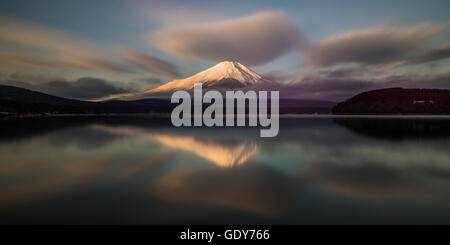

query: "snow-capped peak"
left=204, top=61, right=264, bottom=85
left=146, top=61, right=267, bottom=93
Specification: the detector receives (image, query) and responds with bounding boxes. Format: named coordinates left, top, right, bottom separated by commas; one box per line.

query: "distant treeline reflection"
left=334, top=118, right=450, bottom=140
left=2, top=116, right=450, bottom=143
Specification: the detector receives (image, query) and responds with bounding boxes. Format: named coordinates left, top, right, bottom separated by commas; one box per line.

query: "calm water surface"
left=1, top=116, right=450, bottom=224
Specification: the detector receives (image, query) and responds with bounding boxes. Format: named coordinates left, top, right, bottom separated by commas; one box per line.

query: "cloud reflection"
left=150, top=164, right=297, bottom=215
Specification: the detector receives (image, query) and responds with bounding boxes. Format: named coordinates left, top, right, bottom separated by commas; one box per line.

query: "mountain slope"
left=146, top=61, right=269, bottom=94
left=0, top=85, right=335, bottom=116
left=0, top=85, right=174, bottom=115
left=332, top=87, right=450, bottom=114
left=0, top=84, right=89, bottom=105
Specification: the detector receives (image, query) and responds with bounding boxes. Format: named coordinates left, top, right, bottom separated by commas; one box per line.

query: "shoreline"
left=3, top=112, right=450, bottom=120
left=0, top=112, right=172, bottom=120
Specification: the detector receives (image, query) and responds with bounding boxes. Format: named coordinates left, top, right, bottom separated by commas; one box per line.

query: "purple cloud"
left=263, top=73, right=450, bottom=101
left=1, top=77, right=132, bottom=100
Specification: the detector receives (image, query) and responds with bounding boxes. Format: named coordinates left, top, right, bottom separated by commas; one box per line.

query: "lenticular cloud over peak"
left=149, top=11, right=304, bottom=66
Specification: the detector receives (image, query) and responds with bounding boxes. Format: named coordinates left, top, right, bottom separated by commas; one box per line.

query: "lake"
left=1, top=115, right=450, bottom=224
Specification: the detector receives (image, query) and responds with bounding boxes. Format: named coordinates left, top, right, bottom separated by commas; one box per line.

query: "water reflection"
left=94, top=125, right=260, bottom=167
left=150, top=134, right=259, bottom=167
left=1, top=116, right=450, bottom=224
left=335, top=117, right=450, bottom=140
left=308, top=160, right=450, bottom=202
left=151, top=164, right=297, bottom=215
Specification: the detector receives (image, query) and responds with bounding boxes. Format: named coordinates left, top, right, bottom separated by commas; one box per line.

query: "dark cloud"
left=1, top=77, right=131, bottom=100
left=262, top=73, right=450, bottom=101
left=150, top=11, right=303, bottom=66
left=404, top=44, right=450, bottom=65
left=309, top=25, right=443, bottom=66
left=120, top=49, right=181, bottom=78
left=321, top=69, right=354, bottom=78
left=276, top=79, right=377, bottom=101
left=0, top=52, right=131, bottom=74
left=137, top=77, right=163, bottom=85
left=45, top=78, right=128, bottom=100
left=381, top=43, right=450, bottom=70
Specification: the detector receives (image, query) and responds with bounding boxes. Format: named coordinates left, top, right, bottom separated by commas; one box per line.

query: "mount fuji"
left=0, top=60, right=336, bottom=116
left=144, top=61, right=270, bottom=94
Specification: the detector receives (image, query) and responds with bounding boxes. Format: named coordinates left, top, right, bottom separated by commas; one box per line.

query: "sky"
left=0, top=0, right=449, bottom=101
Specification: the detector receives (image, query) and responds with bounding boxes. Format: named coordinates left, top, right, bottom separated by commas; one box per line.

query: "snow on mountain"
left=145, top=61, right=269, bottom=94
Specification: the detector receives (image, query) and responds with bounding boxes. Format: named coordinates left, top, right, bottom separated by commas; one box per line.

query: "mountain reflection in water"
left=1, top=116, right=450, bottom=224
left=94, top=125, right=260, bottom=167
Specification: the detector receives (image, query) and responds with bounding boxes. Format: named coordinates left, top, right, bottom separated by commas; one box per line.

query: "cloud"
left=120, top=49, right=181, bottom=78
left=380, top=43, right=450, bottom=71
left=142, top=1, right=227, bottom=26
left=255, top=23, right=450, bottom=101
left=1, top=77, right=131, bottom=100
left=0, top=52, right=130, bottom=73
left=137, top=77, right=163, bottom=85
left=0, top=16, right=132, bottom=73
left=309, top=25, right=443, bottom=66
left=44, top=78, right=129, bottom=100
left=148, top=10, right=446, bottom=71
left=264, top=72, right=450, bottom=101
left=0, top=15, right=181, bottom=76
left=149, top=11, right=303, bottom=66
left=0, top=16, right=91, bottom=55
